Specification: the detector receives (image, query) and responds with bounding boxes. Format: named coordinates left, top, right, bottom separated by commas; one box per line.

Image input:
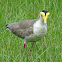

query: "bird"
left=5, top=10, right=50, bottom=56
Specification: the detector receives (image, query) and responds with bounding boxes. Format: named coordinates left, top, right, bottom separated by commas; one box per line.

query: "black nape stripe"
left=42, top=10, right=48, bottom=16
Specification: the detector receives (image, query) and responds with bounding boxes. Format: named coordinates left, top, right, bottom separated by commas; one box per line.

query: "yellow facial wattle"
left=40, top=12, right=50, bottom=23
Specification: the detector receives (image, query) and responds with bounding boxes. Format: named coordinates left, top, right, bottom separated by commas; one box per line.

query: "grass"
left=0, top=0, right=62, bottom=62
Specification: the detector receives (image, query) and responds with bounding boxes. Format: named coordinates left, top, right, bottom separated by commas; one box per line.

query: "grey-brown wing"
left=12, top=27, right=33, bottom=38
left=6, top=19, right=37, bottom=38
left=18, top=19, right=37, bottom=29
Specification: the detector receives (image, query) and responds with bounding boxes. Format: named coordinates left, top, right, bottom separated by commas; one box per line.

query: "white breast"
left=33, top=19, right=47, bottom=35
left=24, top=19, right=47, bottom=43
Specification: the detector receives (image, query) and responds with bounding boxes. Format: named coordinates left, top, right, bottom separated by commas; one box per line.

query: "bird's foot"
left=29, top=50, right=32, bottom=56
left=22, top=51, right=24, bottom=55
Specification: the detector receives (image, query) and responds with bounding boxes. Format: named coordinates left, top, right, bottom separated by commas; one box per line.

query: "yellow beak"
left=43, top=12, right=50, bottom=23
left=44, top=17, right=46, bottom=23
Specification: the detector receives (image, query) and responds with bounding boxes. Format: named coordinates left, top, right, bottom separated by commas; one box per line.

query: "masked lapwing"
left=5, top=10, right=50, bottom=56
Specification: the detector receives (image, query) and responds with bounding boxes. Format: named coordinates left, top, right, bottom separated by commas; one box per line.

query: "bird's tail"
left=5, top=24, right=9, bottom=30
left=5, top=24, right=8, bottom=27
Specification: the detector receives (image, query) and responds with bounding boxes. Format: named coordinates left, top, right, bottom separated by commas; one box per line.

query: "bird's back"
left=6, top=19, right=37, bottom=38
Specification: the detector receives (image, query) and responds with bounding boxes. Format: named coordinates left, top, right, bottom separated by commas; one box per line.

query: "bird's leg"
left=29, top=42, right=34, bottom=56
left=23, top=43, right=26, bottom=55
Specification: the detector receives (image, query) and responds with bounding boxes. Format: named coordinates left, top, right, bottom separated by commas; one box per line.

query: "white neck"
left=38, top=15, right=43, bottom=25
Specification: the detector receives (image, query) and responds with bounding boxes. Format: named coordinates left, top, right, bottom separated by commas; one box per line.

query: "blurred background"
left=0, top=0, right=62, bottom=62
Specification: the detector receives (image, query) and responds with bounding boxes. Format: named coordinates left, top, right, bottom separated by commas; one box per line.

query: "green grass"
left=0, top=0, right=62, bottom=62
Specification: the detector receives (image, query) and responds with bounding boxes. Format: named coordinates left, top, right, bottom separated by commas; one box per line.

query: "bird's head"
left=40, top=10, right=50, bottom=24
